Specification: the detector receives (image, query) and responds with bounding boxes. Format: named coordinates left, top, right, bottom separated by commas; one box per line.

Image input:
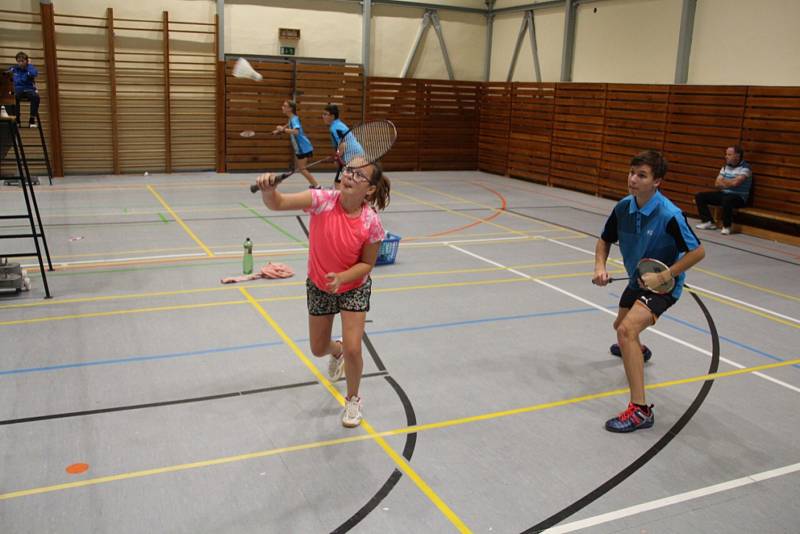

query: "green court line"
left=158, top=213, right=169, bottom=224
left=238, top=202, right=307, bottom=246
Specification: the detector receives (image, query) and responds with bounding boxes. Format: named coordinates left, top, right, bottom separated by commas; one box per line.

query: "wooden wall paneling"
left=663, top=85, right=747, bottom=212
left=599, top=84, right=669, bottom=199
left=507, top=82, right=555, bottom=185
left=296, top=62, right=363, bottom=173
left=742, top=86, right=800, bottom=217
left=113, top=18, right=166, bottom=174
left=366, top=77, right=421, bottom=171
left=551, top=83, right=607, bottom=194
left=478, top=82, right=511, bottom=175
left=225, top=58, right=294, bottom=171
left=418, top=79, right=480, bottom=171
left=0, top=8, right=56, bottom=178
left=167, top=19, right=215, bottom=171
left=53, top=12, right=114, bottom=174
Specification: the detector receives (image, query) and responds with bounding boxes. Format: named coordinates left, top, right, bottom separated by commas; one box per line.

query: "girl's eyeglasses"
left=343, top=166, right=371, bottom=184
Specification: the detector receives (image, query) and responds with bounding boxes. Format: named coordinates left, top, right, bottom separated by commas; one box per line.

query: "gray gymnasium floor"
left=1, top=170, right=798, bottom=533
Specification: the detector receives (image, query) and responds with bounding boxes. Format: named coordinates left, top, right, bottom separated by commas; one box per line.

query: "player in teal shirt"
left=274, top=100, right=319, bottom=188
left=593, top=150, right=705, bottom=433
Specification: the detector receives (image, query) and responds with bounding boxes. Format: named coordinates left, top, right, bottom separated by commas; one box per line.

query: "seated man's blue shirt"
left=720, top=160, right=753, bottom=201
left=601, top=190, right=701, bottom=300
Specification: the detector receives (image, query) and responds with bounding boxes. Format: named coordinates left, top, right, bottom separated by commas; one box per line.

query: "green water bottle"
left=243, top=237, right=253, bottom=274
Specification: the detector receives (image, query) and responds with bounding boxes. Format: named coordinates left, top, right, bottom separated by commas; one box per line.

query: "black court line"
left=522, top=291, right=721, bottom=533
left=295, top=214, right=420, bottom=533
left=0, top=371, right=388, bottom=426
left=332, top=376, right=418, bottom=533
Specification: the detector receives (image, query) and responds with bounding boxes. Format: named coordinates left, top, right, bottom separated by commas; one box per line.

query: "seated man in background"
left=694, top=145, right=753, bottom=235
left=8, top=51, right=40, bottom=128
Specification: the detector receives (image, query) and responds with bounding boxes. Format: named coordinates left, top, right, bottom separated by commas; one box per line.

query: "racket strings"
left=340, top=122, right=396, bottom=167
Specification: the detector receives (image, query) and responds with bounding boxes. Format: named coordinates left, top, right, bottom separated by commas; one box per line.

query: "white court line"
left=545, top=237, right=800, bottom=324
left=544, top=461, right=800, bottom=533
left=447, top=244, right=800, bottom=394
left=18, top=236, right=533, bottom=269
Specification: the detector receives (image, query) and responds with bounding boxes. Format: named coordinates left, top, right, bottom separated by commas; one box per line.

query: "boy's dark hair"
left=324, top=104, right=339, bottom=119
left=286, top=100, right=297, bottom=114
left=729, top=145, right=745, bottom=160
left=15, top=51, right=29, bottom=61
left=630, top=150, right=668, bottom=179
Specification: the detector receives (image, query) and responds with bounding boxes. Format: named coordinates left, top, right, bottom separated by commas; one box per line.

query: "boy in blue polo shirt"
left=273, top=100, right=320, bottom=188
left=322, top=104, right=348, bottom=188
left=322, top=104, right=364, bottom=190
left=593, top=150, right=705, bottom=433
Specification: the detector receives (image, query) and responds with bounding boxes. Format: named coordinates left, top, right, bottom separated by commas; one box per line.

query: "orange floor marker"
left=66, top=463, right=89, bottom=474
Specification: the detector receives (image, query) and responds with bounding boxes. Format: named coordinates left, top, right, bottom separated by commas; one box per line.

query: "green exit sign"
left=280, top=46, right=295, bottom=56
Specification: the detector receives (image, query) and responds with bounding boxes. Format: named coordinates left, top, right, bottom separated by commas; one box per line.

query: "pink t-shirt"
left=304, top=189, right=385, bottom=293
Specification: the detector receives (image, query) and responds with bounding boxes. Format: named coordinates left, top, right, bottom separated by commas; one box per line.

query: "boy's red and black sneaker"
left=605, top=402, right=654, bottom=433
left=610, top=343, right=652, bottom=362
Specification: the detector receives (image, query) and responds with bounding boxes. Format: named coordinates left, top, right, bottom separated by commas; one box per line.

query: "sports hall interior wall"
left=1, top=0, right=798, bottom=237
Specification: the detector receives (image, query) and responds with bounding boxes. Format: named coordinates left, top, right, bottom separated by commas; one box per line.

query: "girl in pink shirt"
left=255, top=163, right=390, bottom=428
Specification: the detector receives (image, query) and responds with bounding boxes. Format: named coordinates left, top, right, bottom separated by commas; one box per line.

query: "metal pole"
left=362, top=0, right=371, bottom=122
left=485, top=11, right=494, bottom=81
left=216, top=0, right=224, bottom=61
left=560, top=0, right=576, bottom=81
left=507, top=13, right=529, bottom=82
left=674, top=0, right=697, bottom=84
left=400, top=11, right=431, bottom=77
left=429, top=10, right=454, bottom=80
left=484, top=0, right=495, bottom=81
left=528, top=10, right=541, bottom=83
left=362, top=0, right=371, bottom=76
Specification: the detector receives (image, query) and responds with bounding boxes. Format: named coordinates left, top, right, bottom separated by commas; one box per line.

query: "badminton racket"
left=232, top=57, right=262, bottom=81
left=249, top=120, right=397, bottom=193
left=593, top=257, right=675, bottom=295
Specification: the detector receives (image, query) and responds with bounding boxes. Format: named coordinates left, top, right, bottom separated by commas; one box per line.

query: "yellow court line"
left=0, top=300, right=248, bottom=327
left=238, top=288, right=472, bottom=532
left=687, top=287, right=800, bottom=330
left=146, top=185, right=214, bottom=257
left=694, top=267, right=800, bottom=303
left=0, top=269, right=626, bottom=326
left=0, top=259, right=605, bottom=311
left=2, top=356, right=797, bottom=503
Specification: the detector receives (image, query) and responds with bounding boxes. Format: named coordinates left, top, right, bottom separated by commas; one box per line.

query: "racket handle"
left=248, top=171, right=292, bottom=194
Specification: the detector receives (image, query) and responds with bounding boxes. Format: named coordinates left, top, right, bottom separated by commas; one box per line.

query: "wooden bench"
left=710, top=205, right=800, bottom=246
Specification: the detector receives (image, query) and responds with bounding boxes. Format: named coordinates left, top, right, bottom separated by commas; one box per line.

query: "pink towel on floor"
left=220, top=262, right=295, bottom=284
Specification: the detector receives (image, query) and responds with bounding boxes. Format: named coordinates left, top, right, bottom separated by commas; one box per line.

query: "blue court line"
left=6, top=301, right=791, bottom=377
left=607, top=291, right=797, bottom=369
left=0, top=307, right=600, bottom=377
left=660, top=314, right=800, bottom=369
left=0, top=342, right=282, bottom=376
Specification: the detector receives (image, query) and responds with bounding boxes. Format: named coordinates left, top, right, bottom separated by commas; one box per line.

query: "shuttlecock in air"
left=232, top=57, right=263, bottom=81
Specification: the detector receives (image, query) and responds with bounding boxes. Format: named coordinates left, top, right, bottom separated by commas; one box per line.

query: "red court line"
left=405, top=182, right=508, bottom=241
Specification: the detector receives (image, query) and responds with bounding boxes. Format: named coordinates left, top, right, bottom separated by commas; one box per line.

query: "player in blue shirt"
left=8, top=51, right=40, bottom=128
left=322, top=104, right=348, bottom=188
left=273, top=100, right=319, bottom=188
left=593, top=150, right=705, bottom=433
